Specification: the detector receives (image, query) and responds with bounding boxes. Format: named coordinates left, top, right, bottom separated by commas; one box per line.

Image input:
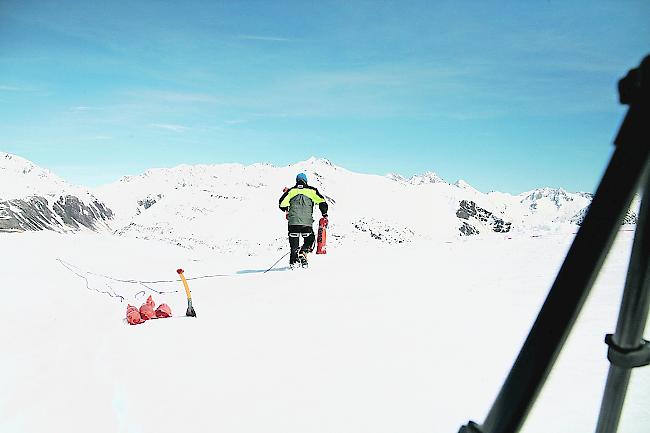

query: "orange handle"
left=177, top=269, right=192, bottom=300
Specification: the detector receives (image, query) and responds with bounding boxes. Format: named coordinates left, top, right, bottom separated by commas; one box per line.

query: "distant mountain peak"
left=518, top=187, right=594, bottom=214
left=521, top=187, right=571, bottom=205
left=386, top=173, right=407, bottom=182
left=303, top=156, right=333, bottom=166
left=409, top=171, right=446, bottom=185
left=1, top=151, right=50, bottom=177
left=0, top=152, right=70, bottom=200
left=0, top=152, right=113, bottom=232
left=531, top=186, right=568, bottom=195
left=454, top=179, right=472, bottom=189
left=2, top=152, right=29, bottom=164
left=386, top=170, right=446, bottom=185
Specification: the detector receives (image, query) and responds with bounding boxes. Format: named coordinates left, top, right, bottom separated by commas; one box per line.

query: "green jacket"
left=279, top=184, right=328, bottom=226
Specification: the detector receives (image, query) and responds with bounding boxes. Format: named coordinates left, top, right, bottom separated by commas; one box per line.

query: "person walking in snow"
left=278, top=173, right=328, bottom=268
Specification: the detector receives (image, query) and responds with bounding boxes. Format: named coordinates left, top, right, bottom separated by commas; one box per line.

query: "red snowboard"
left=316, top=217, right=328, bottom=254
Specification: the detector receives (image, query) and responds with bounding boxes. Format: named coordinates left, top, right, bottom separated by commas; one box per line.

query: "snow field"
left=0, top=231, right=649, bottom=433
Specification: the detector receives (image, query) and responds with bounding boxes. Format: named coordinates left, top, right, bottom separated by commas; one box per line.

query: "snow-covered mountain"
left=388, top=170, right=447, bottom=185
left=89, top=156, right=607, bottom=253
left=487, top=187, right=592, bottom=231
left=0, top=152, right=113, bottom=232
left=4, top=163, right=647, bottom=433
left=2, top=152, right=625, bottom=248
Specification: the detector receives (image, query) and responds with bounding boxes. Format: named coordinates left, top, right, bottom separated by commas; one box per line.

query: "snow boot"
left=298, top=251, right=309, bottom=268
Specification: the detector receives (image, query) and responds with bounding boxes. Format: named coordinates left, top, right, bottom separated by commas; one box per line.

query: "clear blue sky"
left=1, top=0, right=648, bottom=193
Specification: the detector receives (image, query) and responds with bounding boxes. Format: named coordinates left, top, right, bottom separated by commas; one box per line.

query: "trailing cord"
left=56, top=249, right=290, bottom=300
left=56, top=258, right=229, bottom=285
left=57, top=259, right=127, bottom=302
left=263, top=251, right=290, bottom=273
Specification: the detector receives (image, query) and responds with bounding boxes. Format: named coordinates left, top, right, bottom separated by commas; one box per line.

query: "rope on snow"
left=263, top=251, right=290, bottom=274
left=57, top=259, right=126, bottom=302
left=56, top=249, right=290, bottom=301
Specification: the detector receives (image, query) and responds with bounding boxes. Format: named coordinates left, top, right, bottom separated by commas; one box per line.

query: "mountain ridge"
left=0, top=152, right=114, bottom=233
left=1, top=152, right=628, bottom=248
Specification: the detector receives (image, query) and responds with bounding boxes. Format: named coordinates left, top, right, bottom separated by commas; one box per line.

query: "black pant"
left=288, top=225, right=315, bottom=264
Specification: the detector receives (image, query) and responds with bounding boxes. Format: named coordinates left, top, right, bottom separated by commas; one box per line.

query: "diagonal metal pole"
left=594, top=57, right=650, bottom=433
left=480, top=138, right=650, bottom=433
left=595, top=166, right=650, bottom=433
left=459, top=55, right=650, bottom=433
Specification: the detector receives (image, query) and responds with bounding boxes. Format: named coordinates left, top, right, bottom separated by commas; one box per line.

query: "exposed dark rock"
left=0, top=197, right=63, bottom=232
left=352, top=218, right=414, bottom=243
left=459, top=222, right=479, bottom=236
left=570, top=205, right=637, bottom=226
left=456, top=200, right=512, bottom=235
left=138, top=198, right=157, bottom=209
left=138, top=193, right=163, bottom=209
left=0, top=195, right=113, bottom=233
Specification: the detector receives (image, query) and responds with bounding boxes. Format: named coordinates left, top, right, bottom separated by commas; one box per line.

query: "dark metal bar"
left=614, top=179, right=650, bottom=350
left=459, top=55, right=650, bottom=433
left=595, top=366, right=633, bottom=433
left=480, top=140, right=649, bottom=433
left=595, top=132, right=650, bottom=433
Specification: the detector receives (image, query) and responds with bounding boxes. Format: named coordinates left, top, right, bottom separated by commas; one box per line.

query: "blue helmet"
left=296, top=172, right=308, bottom=184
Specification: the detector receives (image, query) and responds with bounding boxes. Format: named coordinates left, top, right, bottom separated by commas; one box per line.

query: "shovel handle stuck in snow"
left=176, top=268, right=197, bottom=317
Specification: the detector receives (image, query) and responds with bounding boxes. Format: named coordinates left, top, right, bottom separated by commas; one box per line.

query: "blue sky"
left=1, top=0, right=648, bottom=193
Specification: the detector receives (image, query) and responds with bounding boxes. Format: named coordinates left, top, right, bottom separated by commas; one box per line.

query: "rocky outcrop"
left=137, top=195, right=160, bottom=210
left=570, top=205, right=637, bottom=226
left=0, top=195, right=113, bottom=233
left=459, top=222, right=479, bottom=236
left=456, top=200, right=512, bottom=236
left=352, top=218, right=415, bottom=243
left=0, top=197, right=61, bottom=232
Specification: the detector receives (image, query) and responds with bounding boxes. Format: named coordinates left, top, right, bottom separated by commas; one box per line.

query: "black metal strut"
left=458, top=54, right=650, bottom=433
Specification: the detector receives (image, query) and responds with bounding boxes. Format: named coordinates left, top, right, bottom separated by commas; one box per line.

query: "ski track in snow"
left=1, top=230, right=649, bottom=433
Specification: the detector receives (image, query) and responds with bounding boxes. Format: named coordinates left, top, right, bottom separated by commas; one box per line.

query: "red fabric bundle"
left=155, top=303, right=172, bottom=318
left=139, top=303, right=156, bottom=321
left=126, top=296, right=172, bottom=324
left=126, top=304, right=144, bottom=325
